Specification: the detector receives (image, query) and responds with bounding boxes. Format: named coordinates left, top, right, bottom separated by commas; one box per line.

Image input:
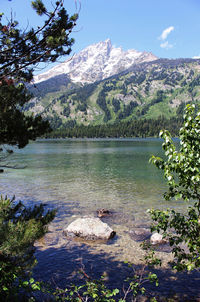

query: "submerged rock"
left=97, top=208, right=111, bottom=218
left=129, top=228, right=151, bottom=242
left=64, top=217, right=116, bottom=241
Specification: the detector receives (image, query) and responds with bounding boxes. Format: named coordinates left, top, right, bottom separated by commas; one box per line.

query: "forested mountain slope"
left=27, top=58, right=200, bottom=135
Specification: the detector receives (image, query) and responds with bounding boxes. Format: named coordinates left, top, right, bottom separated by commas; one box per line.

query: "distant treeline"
left=45, top=116, right=183, bottom=138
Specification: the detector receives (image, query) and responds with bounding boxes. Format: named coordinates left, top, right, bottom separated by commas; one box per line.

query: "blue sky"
left=1, top=0, right=200, bottom=62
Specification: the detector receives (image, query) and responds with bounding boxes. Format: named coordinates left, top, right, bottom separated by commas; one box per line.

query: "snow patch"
left=34, top=39, right=157, bottom=84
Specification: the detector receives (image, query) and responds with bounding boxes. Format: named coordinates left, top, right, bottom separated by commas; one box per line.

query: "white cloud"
left=159, top=26, right=174, bottom=41
left=160, top=41, right=173, bottom=49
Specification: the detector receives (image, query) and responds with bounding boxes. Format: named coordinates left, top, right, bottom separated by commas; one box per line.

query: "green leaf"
left=3, top=286, right=8, bottom=291
left=31, top=283, right=41, bottom=290
left=29, top=278, right=35, bottom=284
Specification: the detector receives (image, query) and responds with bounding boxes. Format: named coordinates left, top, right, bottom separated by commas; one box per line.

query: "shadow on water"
left=33, top=241, right=200, bottom=301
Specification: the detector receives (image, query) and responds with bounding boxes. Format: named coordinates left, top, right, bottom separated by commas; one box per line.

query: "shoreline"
left=34, top=223, right=200, bottom=301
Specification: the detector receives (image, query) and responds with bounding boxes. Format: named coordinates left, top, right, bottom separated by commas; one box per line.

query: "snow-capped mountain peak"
left=34, top=39, right=158, bottom=84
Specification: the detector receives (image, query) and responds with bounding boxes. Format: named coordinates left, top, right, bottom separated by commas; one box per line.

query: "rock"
left=64, top=217, right=116, bottom=241
left=97, top=208, right=110, bottom=218
left=0, top=169, right=4, bottom=173
left=129, top=228, right=151, bottom=242
left=150, top=232, right=167, bottom=245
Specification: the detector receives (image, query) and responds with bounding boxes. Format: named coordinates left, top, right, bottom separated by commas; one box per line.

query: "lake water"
left=1, top=138, right=183, bottom=219
left=1, top=138, right=196, bottom=297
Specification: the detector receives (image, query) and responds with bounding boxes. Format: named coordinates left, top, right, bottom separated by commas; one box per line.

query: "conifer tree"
left=0, top=0, right=78, bottom=148
left=0, top=1, right=78, bottom=299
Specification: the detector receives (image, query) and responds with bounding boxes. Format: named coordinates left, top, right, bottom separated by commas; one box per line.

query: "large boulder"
left=64, top=217, right=116, bottom=241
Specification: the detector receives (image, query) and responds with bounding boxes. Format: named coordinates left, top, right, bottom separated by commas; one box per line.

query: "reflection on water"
left=0, top=138, right=191, bottom=294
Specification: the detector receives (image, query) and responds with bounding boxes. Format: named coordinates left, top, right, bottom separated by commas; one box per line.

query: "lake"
left=1, top=138, right=193, bottom=295
left=1, top=138, right=183, bottom=219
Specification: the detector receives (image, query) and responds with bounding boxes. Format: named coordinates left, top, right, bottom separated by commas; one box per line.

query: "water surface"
left=1, top=138, right=191, bottom=293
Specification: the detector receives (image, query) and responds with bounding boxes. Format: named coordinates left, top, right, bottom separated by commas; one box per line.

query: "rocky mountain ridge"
left=27, top=57, right=200, bottom=131
left=33, top=39, right=157, bottom=84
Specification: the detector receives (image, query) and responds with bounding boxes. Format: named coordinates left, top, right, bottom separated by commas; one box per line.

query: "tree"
left=0, top=0, right=78, bottom=82
left=0, top=196, right=56, bottom=301
left=150, top=104, right=200, bottom=271
left=0, top=1, right=78, bottom=299
left=0, top=0, right=78, bottom=149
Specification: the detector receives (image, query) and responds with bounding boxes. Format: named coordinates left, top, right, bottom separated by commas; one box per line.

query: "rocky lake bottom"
left=1, top=139, right=200, bottom=300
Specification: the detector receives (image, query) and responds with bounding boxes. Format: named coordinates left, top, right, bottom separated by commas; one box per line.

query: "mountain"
left=33, top=39, right=157, bottom=84
left=27, top=56, right=200, bottom=132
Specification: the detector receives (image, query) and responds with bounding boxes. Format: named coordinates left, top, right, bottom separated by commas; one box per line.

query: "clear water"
left=0, top=138, right=190, bottom=290
left=1, top=138, right=183, bottom=218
